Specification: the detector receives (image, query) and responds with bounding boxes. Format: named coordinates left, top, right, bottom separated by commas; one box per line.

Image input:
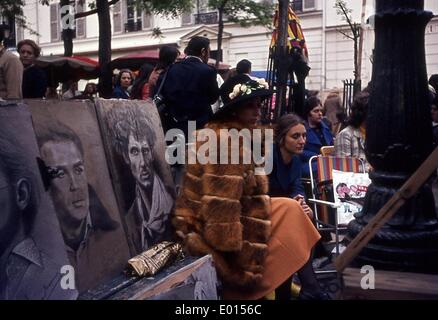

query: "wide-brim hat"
left=213, top=77, right=273, bottom=120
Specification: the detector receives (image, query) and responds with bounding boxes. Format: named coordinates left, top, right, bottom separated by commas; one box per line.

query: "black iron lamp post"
left=347, top=0, right=438, bottom=273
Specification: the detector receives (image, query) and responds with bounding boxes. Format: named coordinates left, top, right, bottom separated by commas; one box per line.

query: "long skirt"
left=222, top=197, right=321, bottom=300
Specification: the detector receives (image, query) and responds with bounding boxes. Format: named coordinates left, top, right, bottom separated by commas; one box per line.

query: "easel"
left=335, top=147, right=438, bottom=299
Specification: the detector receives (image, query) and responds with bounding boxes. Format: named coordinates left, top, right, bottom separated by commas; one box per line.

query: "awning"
left=110, top=49, right=230, bottom=71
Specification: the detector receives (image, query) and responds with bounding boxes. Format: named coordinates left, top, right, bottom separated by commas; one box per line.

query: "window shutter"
left=76, top=1, right=86, bottom=38
left=16, top=23, right=24, bottom=42
left=113, top=1, right=122, bottom=33
left=303, top=0, right=316, bottom=10
left=142, top=11, right=152, bottom=29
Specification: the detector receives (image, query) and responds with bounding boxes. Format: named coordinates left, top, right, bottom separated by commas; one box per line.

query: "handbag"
left=152, top=69, right=179, bottom=131
left=153, top=69, right=169, bottom=114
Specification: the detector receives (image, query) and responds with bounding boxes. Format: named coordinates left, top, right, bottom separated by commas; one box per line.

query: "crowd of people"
left=0, top=31, right=98, bottom=101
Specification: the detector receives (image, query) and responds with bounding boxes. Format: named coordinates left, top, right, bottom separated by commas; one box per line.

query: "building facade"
left=16, top=0, right=438, bottom=92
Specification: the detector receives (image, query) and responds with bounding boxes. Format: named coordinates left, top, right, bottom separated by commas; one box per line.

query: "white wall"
left=324, top=0, right=366, bottom=28
left=425, top=0, right=438, bottom=13
left=225, top=24, right=271, bottom=71
left=22, top=0, right=438, bottom=90
left=426, top=17, right=438, bottom=78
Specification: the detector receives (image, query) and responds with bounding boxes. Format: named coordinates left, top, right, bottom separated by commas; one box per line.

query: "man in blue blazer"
left=300, top=96, right=334, bottom=177
left=157, top=36, right=219, bottom=139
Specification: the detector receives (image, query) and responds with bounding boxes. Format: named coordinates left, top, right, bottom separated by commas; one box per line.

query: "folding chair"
left=307, top=156, right=365, bottom=261
left=320, top=146, right=335, bottom=156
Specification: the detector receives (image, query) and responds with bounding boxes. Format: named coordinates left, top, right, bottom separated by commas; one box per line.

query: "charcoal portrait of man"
left=107, top=105, right=174, bottom=254
left=37, top=121, right=120, bottom=292
left=0, top=129, right=74, bottom=300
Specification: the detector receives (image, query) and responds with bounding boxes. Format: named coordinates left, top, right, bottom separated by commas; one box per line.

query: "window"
left=291, top=0, right=316, bottom=12
left=76, top=1, right=86, bottom=38
left=15, top=23, right=24, bottom=43
left=303, top=0, right=316, bottom=10
left=125, top=0, right=142, bottom=32
left=142, top=12, right=153, bottom=30
left=114, top=0, right=152, bottom=33
left=50, top=3, right=60, bottom=42
left=113, top=1, right=122, bottom=33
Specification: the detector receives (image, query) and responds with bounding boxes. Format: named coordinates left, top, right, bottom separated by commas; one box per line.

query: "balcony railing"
left=125, top=20, right=142, bottom=32
left=195, top=12, right=218, bottom=25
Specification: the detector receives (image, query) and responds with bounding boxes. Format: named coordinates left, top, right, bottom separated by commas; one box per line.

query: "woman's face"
left=19, top=44, right=36, bottom=66
left=308, top=104, right=323, bottom=126
left=120, top=72, right=132, bottom=88
left=85, top=84, right=95, bottom=94
left=235, top=97, right=262, bottom=127
left=281, top=124, right=306, bottom=155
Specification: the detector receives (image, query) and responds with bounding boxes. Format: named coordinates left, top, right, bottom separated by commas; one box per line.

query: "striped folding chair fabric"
left=316, top=156, right=363, bottom=182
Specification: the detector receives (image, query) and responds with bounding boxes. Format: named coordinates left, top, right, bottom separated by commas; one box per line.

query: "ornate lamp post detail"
left=347, top=0, right=438, bottom=273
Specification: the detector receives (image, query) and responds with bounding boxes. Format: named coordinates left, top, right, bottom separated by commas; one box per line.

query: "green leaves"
left=0, top=0, right=36, bottom=34
left=0, top=0, right=26, bottom=18
left=139, top=0, right=193, bottom=17
left=151, top=27, right=164, bottom=39
left=335, top=0, right=353, bottom=25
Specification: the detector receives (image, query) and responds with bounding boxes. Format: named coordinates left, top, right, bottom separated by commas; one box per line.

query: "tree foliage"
left=334, top=0, right=362, bottom=93
left=206, top=0, right=274, bottom=67
left=334, top=0, right=360, bottom=41
left=139, top=0, right=193, bottom=17
left=0, top=0, right=35, bottom=34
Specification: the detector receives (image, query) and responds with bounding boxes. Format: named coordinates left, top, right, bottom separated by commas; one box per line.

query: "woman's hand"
left=301, top=202, right=314, bottom=219
left=294, top=195, right=314, bottom=219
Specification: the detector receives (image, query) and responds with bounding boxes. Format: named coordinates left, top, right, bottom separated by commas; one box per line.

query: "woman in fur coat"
left=173, top=78, right=325, bottom=300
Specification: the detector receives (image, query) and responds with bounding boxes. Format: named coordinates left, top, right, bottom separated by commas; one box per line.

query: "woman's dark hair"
left=429, top=88, right=437, bottom=105
left=156, top=46, right=179, bottom=70
left=304, top=96, right=322, bottom=117
left=429, top=74, right=438, bottom=90
left=236, top=59, right=251, bottom=74
left=185, top=36, right=210, bottom=57
left=432, top=94, right=438, bottom=107
left=84, top=82, right=97, bottom=94
left=274, top=113, right=305, bottom=145
left=115, top=69, right=134, bottom=87
left=130, top=64, right=154, bottom=99
left=347, top=91, right=369, bottom=128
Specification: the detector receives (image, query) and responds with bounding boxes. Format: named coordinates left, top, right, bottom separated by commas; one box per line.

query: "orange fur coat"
left=173, top=120, right=272, bottom=290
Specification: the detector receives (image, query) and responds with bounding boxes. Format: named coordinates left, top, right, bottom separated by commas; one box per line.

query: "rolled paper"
left=126, top=241, right=183, bottom=277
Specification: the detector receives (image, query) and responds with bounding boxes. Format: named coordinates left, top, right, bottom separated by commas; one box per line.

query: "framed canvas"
left=94, top=99, right=175, bottom=256
left=0, top=101, right=77, bottom=299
